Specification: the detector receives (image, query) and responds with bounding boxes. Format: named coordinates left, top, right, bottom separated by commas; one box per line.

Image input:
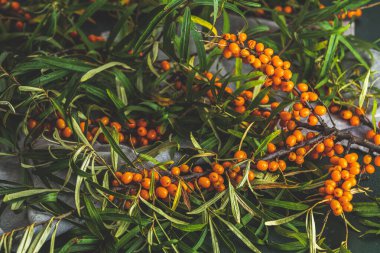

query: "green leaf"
left=180, top=7, right=191, bottom=62
left=99, top=123, right=135, bottom=169
left=319, top=33, right=339, bottom=81
left=76, top=0, right=107, bottom=27
left=338, top=34, right=369, bottom=69
left=372, top=98, right=378, bottom=131
left=265, top=210, right=307, bottom=226
left=134, top=0, right=186, bottom=52
left=215, top=214, right=261, bottom=253
left=187, top=191, right=226, bottom=214
left=191, top=23, right=206, bottom=71
left=228, top=180, right=240, bottom=224
left=80, top=62, right=134, bottom=82
left=139, top=197, right=188, bottom=225
left=27, top=218, right=55, bottom=253
left=359, top=70, right=371, bottom=108
left=3, top=189, right=59, bottom=202
left=172, top=222, right=206, bottom=232
left=261, top=199, right=308, bottom=211
left=83, top=195, right=105, bottom=239
left=209, top=219, right=220, bottom=253
left=253, top=130, right=281, bottom=158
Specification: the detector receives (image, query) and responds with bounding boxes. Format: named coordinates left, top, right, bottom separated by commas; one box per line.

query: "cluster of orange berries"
left=365, top=126, right=380, bottom=146
left=329, top=104, right=362, bottom=127
left=274, top=5, right=293, bottom=14
left=218, top=33, right=294, bottom=93
left=27, top=116, right=164, bottom=147
left=337, top=9, right=363, bottom=20
left=68, top=31, right=106, bottom=43
left=0, top=0, right=32, bottom=31
left=319, top=152, right=379, bottom=216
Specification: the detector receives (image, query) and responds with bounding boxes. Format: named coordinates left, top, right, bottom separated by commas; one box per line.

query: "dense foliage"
left=1, top=0, right=380, bottom=252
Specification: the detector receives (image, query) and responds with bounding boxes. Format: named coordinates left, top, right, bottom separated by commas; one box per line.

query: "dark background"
left=356, top=1, right=380, bottom=42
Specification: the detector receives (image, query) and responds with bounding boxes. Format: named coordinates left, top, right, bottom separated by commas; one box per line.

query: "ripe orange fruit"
left=137, top=127, right=147, bottom=137
left=160, top=176, right=171, bottom=187
left=11, top=1, right=20, bottom=11
left=133, top=173, right=143, bottom=183
left=374, top=134, right=380, bottom=145
left=365, top=164, right=375, bottom=174
left=127, top=118, right=136, bottom=129
left=267, top=143, right=276, bottom=153
left=56, top=118, right=66, bottom=130
left=218, top=39, right=228, bottom=49
left=141, top=178, right=151, bottom=189
left=248, top=170, right=255, bottom=181
left=209, top=172, right=219, bottom=183
left=228, top=43, right=240, bottom=55
left=198, top=177, right=211, bottom=188
left=62, top=127, right=72, bottom=138
left=255, top=43, right=264, bottom=52
left=27, top=119, right=38, bottom=129
left=147, top=129, right=157, bottom=141
left=286, top=135, right=297, bottom=147
left=234, top=150, right=247, bottom=161
left=160, top=61, right=171, bottom=71
left=180, top=164, right=190, bottom=173
left=171, top=166, right=180, bottom=176
left=108, top=195, right=115, bottom=202
left=314, top=105, right=326, bottom=116
left=121, top=172, right=134, bottom=184
left=256, top=160, right=268, bottom=171
left=349, top=116, right=360, bottom=126
left=340, top=110, right=353, bottom=120
left=110, top=122, right=122, bottom=132
left=99, top=116, right=110, bottom=126
left=167, top=184, right=178, bottom=196
left=155, top=186, right=168, bottom=199
left=193, top=166, right=203, bottom=173
left=140, top=189, right=150, bottom=200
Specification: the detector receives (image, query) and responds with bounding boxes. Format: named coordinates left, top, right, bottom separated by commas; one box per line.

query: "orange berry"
left=11, top=1, right=20, bottom=11
left=256, top=160, right=268, bottom=171
left=218, top=39, right=228, bottom=49
left=363, top=154, right=372, bottom=165
left=110, top=122, right=122, bottom=132
left=234, top=96, right=245, bottom=106
left=229, top=42, right=240, bottom=55
left=255, top=43, right=264, bottom=52
left=223, top=48, right=233, bottom=59
left=141, top=178, right=151, bottom=189
left=209, top=172, right=219, bottom=183
left=137, top=127, right=147, bottom=137
left=247, top=40, right=256, bottom=49
left=341, top=110, right=353, bottom=120
left=140, top=189, right=150, bottom=200
left=284, top=6, right=292, bottom=14
left=299, top=108, right=311, bottom=118
left=331, top=170, right=341, bottom=182
left=156, top=186, right=168, bottom=199
left=278, top=160, right=287, bottom=171
left=283, top=70, right=292, bottom=80
left=27, top=119, right=38, bottom=129
left=160, top=176, right=171, bottom=187
left=374, top=134, right=380, bottom=145
left=167, top=184, right=178, bottom=197
left=307, top=115, right=318, bottom=126
left=297, top=83, right=308, bottom=92
left=286, top=135, right=297, bottom=147
left=267, top=143, right=276, bottom=153
left=193, top=166, right=203, bottom=173
left=314, top=105, right=327, bottom=116
left=213, top=163, right=225, bottom=175
left=133, top=173, right=143, bottom=183
left=342, top=202, right=353, bottom=212
left=121, top=172, right=134, bottom=185
left=180, top=164, right=190, bottom=173
left=334, top=188, right=343, bottom=198
left=62, top=127, right=72, bottom=138
left=365, top=164, right=375, bottom=174
left=341, top=181, right=352, bottom=191
left=268, top=161, right=279, bottom=172
left=235, top=106, right=246, bottom=114
left=108, top=195, right=115, bottom=202
left=349, top=116, right=360, bottom=126
left=234, top=150, right=247, bottom=162
left=334, top=144, right=344, bottom=155
left=238, top=32, right=247, bottom=42
left=198, top=177, right=211, bottom=188
left=56, top=118, right=66, bottom=130
left=160, top=60, right=171, bottom=71
left=171, top=166, right=180, bottom=176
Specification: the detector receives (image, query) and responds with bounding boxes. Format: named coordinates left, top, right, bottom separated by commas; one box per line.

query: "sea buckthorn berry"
left=366, top=130, right=376, bottom=140
left=115, top=171, right=123, bottom=179
left=338, top=158, right=348, bottom=168
left=324, top=138, right=334, bottom=148
left=171, top=166, right=180, bottom=176
left=234, top=150, right=247, bottom=162
left=325, top=185, right=335, bottom=195
left=365, top=164, right=375, bottom=174
left=259, top=54, right=269, bottom=64
left=374, top=134, right=380, bottom=145
left=342, top=203, right=353, bottom=212
left=27, top=119, right=38, bottom=129
left=331, top=170, right=341, bottom=182
left=314, top=105, right=327, bottom=116
left=235, top=106, right=246, bottom=114
left=286, top=135, right=297, bottom=147
left=344, top=153, right=357, bottom=163
left=137, top=127, right=147, bottom=137
left=287, top=121, right=297, bottom=131
left=308, top=115, right=318, bottom=126
left=356, top=9, right=362, bottom=17
left=133, top=173, right=143, bottom=183
left=140, top=189, right=150, bottom=200
left=213, top=163, right=225, bottom=175
left=297, top=83, right=308, bottom=92
left=110, top=122, right=122, bottom=132
left=315, top=143, right=325, bottom=153
left=247, top=40, right=256, bottom=49
left=11, top=1, right=20, bottom=11
left=363, top=154, right=372, bottom=165
left=300, top=92, right=309, bottom=103
left=283, top=70, right=292, bottom=80
left=308, top=92, right=319, bottom=102
left=334, top=188, right=343, bottom=198
left=127, top=118, right=136, bottom=129
left=284, top=6, right=293, bottom=14
left=264, top=48, right=274, bottom=56
left=350, top=116, right=360, bottom=126
left=112, top=180, right=119, bottom=187
left=160, top=176, right=171, bottom=187
left=265, top=65, right=275, bottom=76
left=229, top=43, right=240, bottom=55
left=288, top=152, right=297, bottom=161
left=374, top=155, right=380, bottom=167
left=280, top=111, right=292, bottom=121
left=209, top=172, right=219, bottom=183
left=340, top=110, right=353, bottom=120
left=223, top=33, right=231, bottom=40
left=278, top=160, right=287, bottom=171
left=218, top=39, right=228, bottom=49
left=62, top=127, right=73, bottom=138
left=56, top=118, right=66, bottom=130
left=343, top=191, right=353, bottom=201
left=272, top=57, right=283, bottom=68
left=293, top=130, right=304, bottom=142
left=271, top=102, right=280, bottom=110
left=252, top=58, right=262, bottom=69
left=156, top=187, right=168, bottom=199
left=240, top=49, right=250, bottom=58
left=298, top=108, right=309, bottom=118
left=167, top=184, right=178, bottom=196
left=223, top=48, right=233, bottom=59
left=119, top=133, right=125, bottom=143
left=274, top=67, right=284, bottom=77
left=255, top=43, right=264, bottom=52
left=230, top=34, right=237, bottom=41
left=256, top=160, right=268, bottom=171
left=238, top=32, right=247, bottom=42
left=198, top=177, right=211, bottom=188
left=160, top=60, right=171, bottom=71
left=296, top=147, right=306, bottom=156
left=193, top=166, right=203, bottom=173
left=341, top=181, right=352, bottom=191
left=121, top=172, right=134, bottom=184
left=180, top=164, right=190, bottom=173
left=334, top=144, right=344, bottom=154
left=247, top=55, right=256, bottom=64
left=100, top=116, right=110, bottom=126
left=267, top=143, right=276, bottom=153
left=268, top=161, right=279, bottom=172
left=141, top=178, right=151, bottom=189
left=234, top=96, right=245, bottom=106
left=281, top=81, right=294, bottom=92
left=283, top=61, right=291, bottom=69
left=108, top=195, right=115, bottom=202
